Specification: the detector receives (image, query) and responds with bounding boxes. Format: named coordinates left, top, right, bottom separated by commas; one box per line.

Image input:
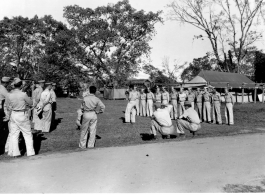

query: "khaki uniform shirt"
left=50, top=89, right=57, bottom=102
left=129, top=91, right=138, bottom=101
left=155, top=93, right=162, bottom=102
left=140, top=93, right=147, bottom=100
left=196, top=93, right=203, bottom=103
left=81, top=94, right=105, bottom=113
left=161, top=92, right=169, bottom=102
left=171, top=92, right=178, bottom=100
left=8, top=89, right=33, bottom=111
left=203, top=92, right=211, bottom=102
left=178, top=93, right=187, bottom=102
left=146, top=92, right=154, bottom=100
left=212, top=92, right=221, bottom=102
left=225, top=92, right=234, bottom=104
left=181, top=107, right=200, bottom=124
left=32, top=86, right=43, bottom=107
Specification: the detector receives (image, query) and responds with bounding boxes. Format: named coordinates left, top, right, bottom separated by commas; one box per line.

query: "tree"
left=181, top=53, right=216, bottom=81
left=143, top=64, right=175, bottom=84
left=167, top=0, right=265, bottom=73
left=254, top=51, right=265, bottom=83
left=63, top=0, right=162, bottom=86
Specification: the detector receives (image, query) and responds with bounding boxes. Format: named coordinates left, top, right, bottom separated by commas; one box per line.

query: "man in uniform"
left=176, top=101, right=201, bottom=137
left=170, top=87, right=178, bottom=120
left=135, top=87, right=140, bottom=116
left=211, top=87, right=222, bottom=124
left=125, top=85, right=138, bottom=123
left=178, top=88, right=187, bottom=116
left=139, top=88, right=147, bottom=117
left=161, top=86, right=170, bottom=105
left=146, top=87, right=154, bottom=117
left=36, top=82, right=52, bottom=133
left=187, top=87, right=195, bottom=108
left=224, top=87, right=234, bottom=125
left=150, top=103, right=175, bottom=139
left=79, top=86, right=105, bottom=149
left=203, top=87, right=212, bottom=123
left=32, top=80, right=45, bottom=132
left=155, top=86, right=162, bottom=105
left=50, top=83, right=57, bottom=129
left=195, top=88, right=203, bottom=121
left=7, top=78, right=35, bottom=157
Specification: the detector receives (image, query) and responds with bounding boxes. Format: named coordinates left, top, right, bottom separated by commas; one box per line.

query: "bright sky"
left=1, top=0, right=265, bottom=79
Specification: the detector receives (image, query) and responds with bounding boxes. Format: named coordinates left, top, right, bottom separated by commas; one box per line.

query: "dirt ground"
left=1, top=133, right=265, bottom=193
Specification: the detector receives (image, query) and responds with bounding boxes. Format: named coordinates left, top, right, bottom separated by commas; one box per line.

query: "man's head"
left=147, top=87, right=150, bottom=93
left=38, top=80, right=45, bottom=88
left=89, top=86, right=97, bottom=94
left=204, top=87, right=208, bottom=92
left=129, top=84, right=134, bottom=91
left=141, top=88, right=144, bottom=93
left=197, top=88, right=200, bottom=92
left=156, top=87, right=160, bottom=93
left=13, top=78, right=23, bottom=89
left=225, top=87, right=229, bottom=93
left=180, top=87, right=184, bottom=93
left=52, top=83, right=56, bottom=90
left=1, top=77, right=10, bottom=87
left=162, top=86, right=166, bottom=92
left=188, top=87, right=192, bottom=92
left=184, top=101, right=192, bottom=109
left=212, top=87, right=216, bottom=94
left=45, top=82, right=52, bottom=90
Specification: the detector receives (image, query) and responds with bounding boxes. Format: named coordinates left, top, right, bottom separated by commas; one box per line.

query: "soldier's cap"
left=38, top=80, right=45, bottom=83
left=45, top=82, right=52, bottom=85
left=184, top=101, right=191, bottom=106
left=13, top=77, right=22, bottom=84
left=1, top=77, right=10, bottom=83
left=52, top=83, right=56, bottom=86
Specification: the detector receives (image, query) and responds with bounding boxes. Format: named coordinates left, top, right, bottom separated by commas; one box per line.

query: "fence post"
left=254, top=84, right=257, bottom=104
left=242, top=83, right=245, bottom=104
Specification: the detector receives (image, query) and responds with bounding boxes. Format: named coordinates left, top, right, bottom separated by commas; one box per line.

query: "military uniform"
left=146, top=91, right=154, bottom=117
left=203, top=91, right=211, bottom=122
left=50, top=86, right=57, bottom=129
left=212, top=92, right=222, bottom=124
left=79, top=93, right=105, bottom=148
left=161, top=91, right=170, bottom=105
left=155, top=92, right=162, bottom=104
left=224, top=92, right=234, bottom=125
left=139, top=92, right=147, bottom=116
left=33, top=83, right=44, bottom=130
left=195, top=92, right=203, bottom=121
left=170, top=91, right=178, bottom=119
left=187, top=92, right=195, bottom=108
left=178, top=92, right=187, bottom=116
left=125, top=91, right=138, bottom=123
left=135, top=91, right=140, bottom=116
left=7, top=78, right=35, bottom=157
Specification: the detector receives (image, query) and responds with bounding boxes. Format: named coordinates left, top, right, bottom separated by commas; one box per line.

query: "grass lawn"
left=1, top=97, right=265, bottom=160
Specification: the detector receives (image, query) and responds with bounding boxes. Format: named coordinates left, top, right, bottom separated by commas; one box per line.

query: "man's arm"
left=96, top=99, right=105, bottom=114
left=24, top=93, right=33, bottom=107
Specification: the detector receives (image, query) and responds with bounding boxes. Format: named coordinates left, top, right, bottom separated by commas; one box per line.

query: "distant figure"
left=150, top=103, right=175, bottom=139
left=211, top=87, right=222, bottom=124
left=224, top=87, right=234, bottom=125
left=176, top=101, right=201, bottom=137
left=79, top=86, right=105, bottom=149
left=161, top=86, right=170, bottom=105
left=195, top=88, right=203, bottom=121
left=187, top=87, right=195, bottom=108
left=50, top=83, right=57, bottom=129
left=139, top=89, right=147, bottom=117
left=170, top=87, right=178, bottom=120
left=135, top=87, right=140, bottom=116
left=125, top=85, right=138, bottom=123
left=178, top=88, right=186, bottom=116
left=146, top=87, right=154, bottom=117
left=203, top=86, right=212, bottom=123
left=155, top=87, right=162, bottom=106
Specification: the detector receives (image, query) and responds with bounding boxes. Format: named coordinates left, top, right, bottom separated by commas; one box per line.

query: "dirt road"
left=1, top=133, right=265, bottom=193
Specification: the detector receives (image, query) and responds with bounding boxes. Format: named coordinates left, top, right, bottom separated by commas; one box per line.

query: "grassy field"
left=1, top=97, right=265, bottom=160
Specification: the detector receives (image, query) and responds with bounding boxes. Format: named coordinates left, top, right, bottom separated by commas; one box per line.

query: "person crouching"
left=176, top=101, right=201, bottom=137
left=150, top=103, right=175, bottom=139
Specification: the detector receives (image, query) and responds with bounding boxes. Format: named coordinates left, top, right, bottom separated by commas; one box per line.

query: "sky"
left=1, top=0, right=265, bottom=79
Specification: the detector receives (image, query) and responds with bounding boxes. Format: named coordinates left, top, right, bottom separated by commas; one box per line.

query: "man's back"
left=82, top=94, right=105, bottom=113
left=184, top=108, right=200, bottom=124
left=8, top=89, right=32, bottom=111
left=153, top=108, right=172, bottom=127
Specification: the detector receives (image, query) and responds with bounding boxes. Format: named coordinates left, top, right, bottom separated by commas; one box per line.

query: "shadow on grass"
left=50, top=118, right=63, bottom=132
left=19, top=133, right=47, bottom=155
left=224, top=179, right=265, bottom=192
left=119, top=117, right=125, bottom=123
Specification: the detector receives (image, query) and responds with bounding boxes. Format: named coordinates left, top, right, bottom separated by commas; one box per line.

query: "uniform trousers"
left=170, top=99, right=178, bottom=119
left=225, top=103, right=234, bottom=125
left=130, top=108, right=136, bottom=123
left=150, top=120, right=175, bottom=136
left=203, top=102, right=211, bottom=122
left=140, top=100, right=146, bottom=116
left=176, top=119, right=201, bottom=134
left=41, top=108, right=52, bottom=132
left=146, top=99, right=153, bottom=117
left=8, top=111, right=35, bottom=157
left=212, top=101, right=222, bottom=124
left=135, top=99, right=140, bottom=115
left=179, top=102, right=185, bottom=116
left=196, top=102, right=203, bottom=121
left=125, top=101, right=136, bottom=123
left=79, top=111, right=97, bottom=148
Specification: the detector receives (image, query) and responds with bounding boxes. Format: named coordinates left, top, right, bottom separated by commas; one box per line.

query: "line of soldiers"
left=0, top=76, right=57, bottom=158
left=125, top=85, right=235, bottom=126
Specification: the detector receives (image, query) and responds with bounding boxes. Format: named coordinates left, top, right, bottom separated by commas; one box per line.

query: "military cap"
left=52, top=83, right=56, bottom=86
left=1, top=77, right=10, bottom=82
left=13, top=77, right=22, bottom=84
left=184, top=101, right=191, bottom=106
left=45, top=82, right=52, bottom=85
left=38, top=80, right=45, bottom=83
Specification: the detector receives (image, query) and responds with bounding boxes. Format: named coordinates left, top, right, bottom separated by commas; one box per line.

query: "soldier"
left=211, top=87, right=222, bottom=124
left=224, top=87, right=234, bottom=125
left=187, top=87, right=195, bottom=108
left=203, top=87, right=212, bottom=123
left=161, top=86, right=170, bottom=105
left=135, top=87, right=140, bottom=116
left=170, top=87, right=178, bottom=120
left=139, top=88, right=147, bottom=117
left=195, top=88, right=203, bottom=121
left=0, top=77, right=10, bottom=130
left=50, top=83, right=57, bottom=129
left=7, top=78, right=35, bottom=157
left=155, top=87, right=162, bottom=105
left=79, top=86, right=105, bottom=149
left=36, top=82, right=53, bottom=133
left=146, top=87, right=154, bottom=117
left=32, top=80, right=45, bottom=132
left=178, top=87, right=187, bottom=116
left=125, top=85, right=138, bottom=123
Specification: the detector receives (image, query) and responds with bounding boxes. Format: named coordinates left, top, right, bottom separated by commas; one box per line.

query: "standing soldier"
left=0, top=77, right=10, bottom=131
left=146, top=87, right=154, bottom=117
left=36, top=82, right=53, bottom=133
left=195, top=88, right=203, bottom=121
left=139, top=89, right=147, bottom=117
left=203, top=87, right=212, bottom=123
left=135, top=87, right=140, bottom=116
left=178, top=87, right=187, bottom=116
left=32, top=80, right=45, bottom=132
left=161, top=86, right=170, bottom=105
left=224, top=87, right=234, bottom=125
left=125, top=85, right=138, bottom=123
left=155, top=86, right=162, bottom=106
left=187, top=87, right=195, bottom=108
left=170, top=87, right=178, bottom=120
left=50, top=83, right=57, bottom=129
left=211, top=87, right=222, bottom=124
left=7, top=78, right=35, bottom=157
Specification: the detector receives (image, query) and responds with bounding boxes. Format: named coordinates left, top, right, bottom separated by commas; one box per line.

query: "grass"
left=224, top=179, right=265, bottom=192
left=1, top=98, right=265, bottom=160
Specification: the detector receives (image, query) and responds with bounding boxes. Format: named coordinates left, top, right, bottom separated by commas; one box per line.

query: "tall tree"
left=63, top=0, right=162, bottom=86
left=167, top=0, right=264, bottom=73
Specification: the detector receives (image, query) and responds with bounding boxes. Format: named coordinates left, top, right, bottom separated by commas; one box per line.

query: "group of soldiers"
left=125, top=85, right=235, bottom=137
left=0, top=76, right=57, bottom=158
